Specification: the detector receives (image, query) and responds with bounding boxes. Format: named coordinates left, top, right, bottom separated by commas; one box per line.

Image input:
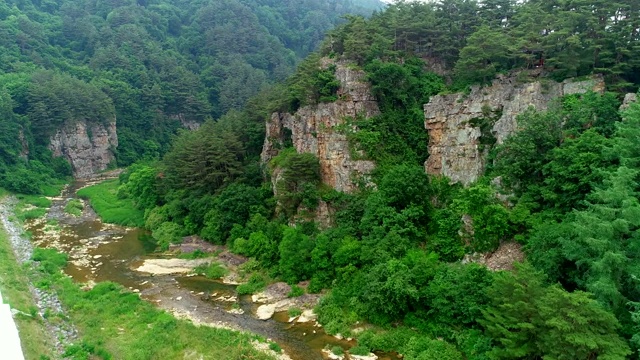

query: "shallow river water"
left=25, top=181, right=397, bottom=360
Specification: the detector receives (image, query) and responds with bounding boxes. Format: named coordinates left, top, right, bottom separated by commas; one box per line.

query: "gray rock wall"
left=424, top=74, right=605, bottom=185
left=49, top=119, right=118, bottom=179
left=261, top=60, right=379, bottom=194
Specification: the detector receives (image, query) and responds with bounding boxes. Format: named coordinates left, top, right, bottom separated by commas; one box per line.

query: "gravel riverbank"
left=0, top=196, right=78, bottom=357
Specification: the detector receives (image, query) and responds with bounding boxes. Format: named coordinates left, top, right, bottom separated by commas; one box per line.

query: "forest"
left=2, top=0, right=640, bottom=359
left=0, top=0, right=382, bottom=192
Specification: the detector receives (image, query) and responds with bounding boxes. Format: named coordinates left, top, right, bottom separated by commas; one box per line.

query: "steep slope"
left=49, top=120, right=118, bottom=179
left=261, top=60, right=380, bottom=194
left=424, top=73, right=606, bottom=185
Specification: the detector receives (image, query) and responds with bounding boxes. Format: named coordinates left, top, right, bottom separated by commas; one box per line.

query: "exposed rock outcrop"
left=620, top=93, right=637, bottom=111
left=261, top=60, right=380, bottom=194
left=49, top=119, right=118, bottom=179
left=424, top=74, right=605, bottom=185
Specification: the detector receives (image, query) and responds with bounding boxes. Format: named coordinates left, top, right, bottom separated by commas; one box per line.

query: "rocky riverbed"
left=16, top=180, right=380, bottom=360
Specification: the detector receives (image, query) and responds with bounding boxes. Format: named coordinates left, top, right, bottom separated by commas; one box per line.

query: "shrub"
left=194, top=262, right=228, bottom=279
left=288, top=307, right=302, bottom=317
left=268, top=342, right=282, bottom=353
left=237, top=273, right=267, bottom=295
left=287, top=285, right=304, bottom=298
left=349, top=345, right=370, bottom=356
left=64, top=199, right=83, bottom=216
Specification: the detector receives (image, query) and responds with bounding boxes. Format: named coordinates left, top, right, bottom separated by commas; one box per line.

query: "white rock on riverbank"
left=134, top=258, right=211, bottom=275
left=256, top=304, right=276, bottom=320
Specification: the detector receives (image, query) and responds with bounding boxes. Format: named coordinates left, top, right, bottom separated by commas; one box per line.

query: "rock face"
left=49, top=119, right=118, bottom=179
left=261, top=60, right=380, bottom=194
left=620, top=93, right=637, bottom=111
left=424, top=74, right=605, bottom=185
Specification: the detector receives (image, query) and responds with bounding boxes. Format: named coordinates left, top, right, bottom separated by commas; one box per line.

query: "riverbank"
left=2, top=193, right=282, bottom=360
left=0, top=196, right=69, bottom=359
left=77, top=179, right=144, bottom=227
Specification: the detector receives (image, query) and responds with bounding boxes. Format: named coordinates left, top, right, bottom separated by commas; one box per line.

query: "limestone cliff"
left=261, top=60, right=380, bottom=194
left=424, top=74, right=605, bottom=185
left=49, top=119, right=118, bottom=179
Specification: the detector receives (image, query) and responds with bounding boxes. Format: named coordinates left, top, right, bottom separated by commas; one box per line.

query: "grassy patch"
left=14, top=194, right=52, bottom=221
left=31, top=248, right=276, bottom=360
left=349, top=345, right=371, bottom=356
left=268, top=342, right=282, bottom=353
left=331, top=346, right=344, bottom=356
left=193, top=262, right=228, bottom=279
left=287, top=285, right=304, bottom=298
left=0, top=216, right=55, bottom=359
left=178, top=249, right=211, bottom=259
left=237, top=273, right=267, bottom=295
left=64, top=199, right=83, bottom=217
left=288, top=307, right=302, bottom=318
left=40, top=181, right=66, bottom=197
left=77, top=180, right=144, bottom=227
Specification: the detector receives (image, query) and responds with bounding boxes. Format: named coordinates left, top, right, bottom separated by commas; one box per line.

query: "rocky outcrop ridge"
left=261, top=60, right=380, bottom=193
left=424, top=74, right=605, bottom=185
left=620, top=93, right=637, bottom=111
left=49, top=119, right=118, bottom=179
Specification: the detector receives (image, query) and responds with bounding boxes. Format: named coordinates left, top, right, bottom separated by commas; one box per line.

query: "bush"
left=64, top=199, right=83, bottom=216
left=194, top=262, right=228, bottom=279
left=349, top=345, right=370, bottom=356
left=287, top=285, right=304, bottom=298
left=268, top=342, right=282, bottom=353
left=237, top=273, right=267, bottom=295
left=151, top=222, right=184, bottom=251
left=32, top=248, right=68, bottom=274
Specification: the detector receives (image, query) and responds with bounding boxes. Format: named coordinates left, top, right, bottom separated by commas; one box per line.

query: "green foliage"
left=402, top=337, right=463, bottom=360
left=349, top=345, right=371, bottom=356
left=27, top=71, right=115, bottom=140
left=454, top=26, right=512, bottom=86
left=200, top=184, right=273, bottom=244
left=272, top=150, right=321, bottom=218
left=194, top=262, right=228, bottom=280
left=236, top=273, right=267, bottom=295
left=287, top=307, right=302, bottom=318
left=331, top=346, right=344, bottom=356
left=492, top=92, right=620, bottom=217
left=278, top=227, right=314, bottom=284
left=64, top=199, right=83, bottom=217
left=347, top=59, right=444, bottom=166
left=483, top=263, right=630, bottom=360
left=268, top=342, right=282, bottom=353
left=419, top=264, right=493, bottom=332
left=162, top=121, right=244, bottom=194
left=286, top=55, right=341, bottom=110
left=29, top=246, right=277, bottom=360
left=119, top=164, right=159, bottom=211
left=77, top=180, right=144, bottom=227
left=151, top=222, right=183, bottom=251
left=287, top=285, right=304, bottom=298
left=32, top=248, right=68, bottom=275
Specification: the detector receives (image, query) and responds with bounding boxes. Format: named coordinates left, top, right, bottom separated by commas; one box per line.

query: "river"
left=24, top=181, right=392, bottom=360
